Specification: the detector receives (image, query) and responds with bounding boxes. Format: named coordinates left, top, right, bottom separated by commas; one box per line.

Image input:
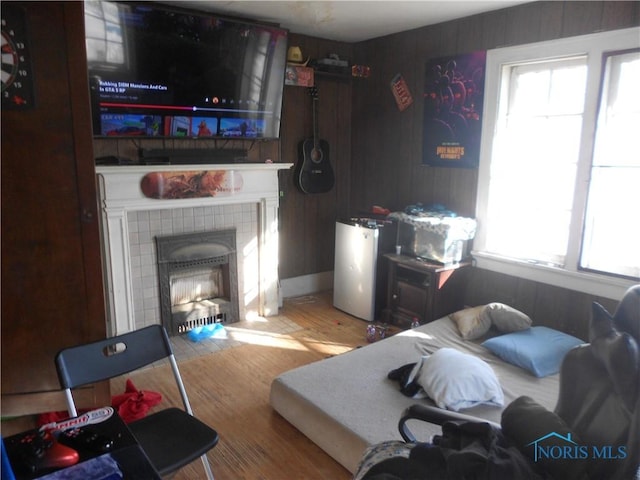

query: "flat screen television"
left=84, top=1, right=288, bottom=139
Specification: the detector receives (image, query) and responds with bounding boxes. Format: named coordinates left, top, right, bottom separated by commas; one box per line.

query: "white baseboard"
left=280, top=271, right=334, bottom=304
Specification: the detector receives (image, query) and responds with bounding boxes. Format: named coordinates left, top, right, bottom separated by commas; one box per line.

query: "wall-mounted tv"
left=84, top=1, right=288, bottom=139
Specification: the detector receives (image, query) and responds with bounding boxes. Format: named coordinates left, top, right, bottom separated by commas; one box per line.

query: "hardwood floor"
left=113, top=291, right=374, bottom=480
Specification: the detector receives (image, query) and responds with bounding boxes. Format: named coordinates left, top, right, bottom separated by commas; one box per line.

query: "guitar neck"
left=312, top=96, right=319, bottom=148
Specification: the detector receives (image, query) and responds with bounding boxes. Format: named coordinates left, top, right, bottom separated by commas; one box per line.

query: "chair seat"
left=128, top=407, right=219, bottom=476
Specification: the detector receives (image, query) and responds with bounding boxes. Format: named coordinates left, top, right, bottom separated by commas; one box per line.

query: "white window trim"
left=474, top=27, right=640, bottom=300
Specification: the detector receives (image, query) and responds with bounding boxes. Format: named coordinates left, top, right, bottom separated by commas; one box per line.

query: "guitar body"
left=295, top=86, right=335, bottom=194
left=295, top=137, right=335, bottom=194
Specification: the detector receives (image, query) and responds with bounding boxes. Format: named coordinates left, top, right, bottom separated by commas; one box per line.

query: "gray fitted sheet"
left=269, top=316, right=560, bottom=473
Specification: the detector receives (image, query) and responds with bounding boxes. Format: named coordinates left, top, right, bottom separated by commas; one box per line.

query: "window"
left=84, top=0, right=126, bottom=67
left=581, top=50, right=640, bottom=279
left=475, top=28, right=640, bottom=299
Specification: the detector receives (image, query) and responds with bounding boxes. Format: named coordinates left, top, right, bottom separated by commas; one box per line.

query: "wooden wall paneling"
left=1, top=2, right=108, bottom=415
left=93, top=135, right=279, bottom=163
left=314, top=75, right=339, bottom=272
left=361, top=37, right=396, bottom=212
left=601, top=1, right=640, bottom=30
left=64, top=2, right=107, bottom=341
left=274, top=34, right=312, bottom=279
left=464, top=268, right=622, bottom=341
left=353, top=79, right=383, bottom=211
left=2, top=3, right=78, bottom=394
left=447, top=168, right=478, bottom=218
left=504, top=2, right=546, bottom=45
left=455, top=14, right=486, bottom=54
left=278, top=84, right=308, bottom=277
left=277, top=33, right=352, bottom=278
left=407, top=25, right=443, bottom=211
left=348, top=74, right=365, bottom=213
left=532, top=283, right=583, bottom=336
left=386, top=30, right=422, bottom=212
left=350, top=37, right=381, bottom=212
left=385, top=32, right=409, bottom=210
left=257, top=140, right=279, bottom=164
left=387, top=31, right=420, bottom=213
left=351, top=36, right=389, bottom=215
left=465, top=268, right=519, bottom=306
left=481, top=9, right=508, bottom=48
left=335, top=75, right=353, bottom=220
left=354, top=32, right=414, bottom=212
left=430, top=168, right=454, bottom=208
left=405, top=30, right=426, bottom=211
left=537, top=2, right=565, bottom=41
left=305, top=37, right=335, bottom=275
left=302, top=196, right=320, bottom=274
left=562, top=1, right=604, bottom=38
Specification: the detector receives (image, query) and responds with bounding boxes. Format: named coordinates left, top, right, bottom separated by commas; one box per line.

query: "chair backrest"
left=554, top=285, right=640, bottom=480
left=55, top=325, right=192, bottom=417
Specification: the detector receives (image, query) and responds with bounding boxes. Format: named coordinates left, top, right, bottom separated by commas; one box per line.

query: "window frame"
left=474, top=27, right=640, bottom=300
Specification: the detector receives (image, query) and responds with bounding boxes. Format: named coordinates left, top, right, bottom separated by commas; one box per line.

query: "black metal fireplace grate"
left=156, top=229, right=239, bottom=336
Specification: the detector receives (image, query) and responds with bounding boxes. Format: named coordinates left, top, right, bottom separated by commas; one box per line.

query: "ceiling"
left=166, top=1, right=531, bottom=43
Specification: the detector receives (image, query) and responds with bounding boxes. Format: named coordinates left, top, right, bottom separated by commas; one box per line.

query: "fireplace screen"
left=156, top=229, right=239, bottom=335
left=170, top=265, right=223, bottom=305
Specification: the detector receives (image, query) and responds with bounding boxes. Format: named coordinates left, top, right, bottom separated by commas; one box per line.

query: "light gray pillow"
left=481, top=302, right=532, bottom=332
left=414, top=348, right=504, bottom=411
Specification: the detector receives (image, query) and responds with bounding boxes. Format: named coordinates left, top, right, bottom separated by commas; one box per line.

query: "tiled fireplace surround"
left=97, top=163, right=292, bottom=336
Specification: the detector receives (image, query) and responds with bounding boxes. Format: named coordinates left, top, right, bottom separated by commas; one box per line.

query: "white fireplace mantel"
left=96, top=163, right=292, bottom=335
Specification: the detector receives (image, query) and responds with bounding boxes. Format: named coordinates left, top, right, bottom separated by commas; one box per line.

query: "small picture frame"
left=285, top=65, right=314, bottom=87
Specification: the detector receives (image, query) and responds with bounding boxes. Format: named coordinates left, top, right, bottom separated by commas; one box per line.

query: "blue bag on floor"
left=187, top=323, right=227, bottom=342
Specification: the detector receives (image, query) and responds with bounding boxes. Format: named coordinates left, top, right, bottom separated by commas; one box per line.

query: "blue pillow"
left=482, top=327, right=584, bottom=377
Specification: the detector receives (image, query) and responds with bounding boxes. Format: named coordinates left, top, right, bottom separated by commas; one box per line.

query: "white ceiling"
left=167, top=1, right=530, bottom=42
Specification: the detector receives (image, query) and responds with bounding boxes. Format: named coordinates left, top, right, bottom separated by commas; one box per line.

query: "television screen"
left=84, top=1, right=288, bottom=139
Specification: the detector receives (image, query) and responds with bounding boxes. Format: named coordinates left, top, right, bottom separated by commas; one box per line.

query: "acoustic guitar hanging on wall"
left=295, top=86, right=335, bottom=194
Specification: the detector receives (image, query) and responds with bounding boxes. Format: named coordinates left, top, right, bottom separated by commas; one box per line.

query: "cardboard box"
left=285, top=65, right=314, bottom=87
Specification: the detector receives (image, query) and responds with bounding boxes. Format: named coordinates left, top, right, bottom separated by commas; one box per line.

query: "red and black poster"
left=422, top=51, right=486, bottom=168
left=390, top=73, right=413, bottom=111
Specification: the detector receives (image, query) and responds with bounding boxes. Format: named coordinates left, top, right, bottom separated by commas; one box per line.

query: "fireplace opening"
left=156, top=229, right=239, bottom=336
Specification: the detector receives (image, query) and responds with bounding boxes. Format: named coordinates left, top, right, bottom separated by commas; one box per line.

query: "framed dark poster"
left=422, top=51, right=486, bottom=168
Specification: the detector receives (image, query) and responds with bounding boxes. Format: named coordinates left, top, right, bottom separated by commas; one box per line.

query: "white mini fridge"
left=333, top=219, right=395, bottom=321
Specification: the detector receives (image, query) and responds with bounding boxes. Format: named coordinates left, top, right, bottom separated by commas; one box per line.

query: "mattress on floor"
left=269, top=316, right=560, bottom=473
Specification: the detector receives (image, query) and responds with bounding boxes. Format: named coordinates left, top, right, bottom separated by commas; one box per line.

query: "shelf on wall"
left=314, top=70, right=353, bottom=82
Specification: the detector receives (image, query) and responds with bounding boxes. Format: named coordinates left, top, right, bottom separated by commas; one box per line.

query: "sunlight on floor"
left=227, top=327, right=355, bottom=356
left=225, top=328, right=308, bottom=351
left=170, top=314, right=358, bottom=363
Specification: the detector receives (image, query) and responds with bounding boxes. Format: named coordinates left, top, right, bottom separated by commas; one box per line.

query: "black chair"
left=55, top=324, right=218, bottom=479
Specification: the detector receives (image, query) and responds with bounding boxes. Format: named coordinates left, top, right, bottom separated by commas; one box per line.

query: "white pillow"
left=413, top=348, right=504, bottom=411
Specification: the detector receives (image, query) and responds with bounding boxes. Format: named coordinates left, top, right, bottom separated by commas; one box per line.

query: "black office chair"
left=55, top=324, right=218, bottom=479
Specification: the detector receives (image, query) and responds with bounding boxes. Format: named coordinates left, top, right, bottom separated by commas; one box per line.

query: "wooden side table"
left=383, top=254, right=471, bottom=328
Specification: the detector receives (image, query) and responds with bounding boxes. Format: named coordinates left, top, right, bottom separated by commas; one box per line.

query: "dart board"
left=1, top=4, right=35, bottom=109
